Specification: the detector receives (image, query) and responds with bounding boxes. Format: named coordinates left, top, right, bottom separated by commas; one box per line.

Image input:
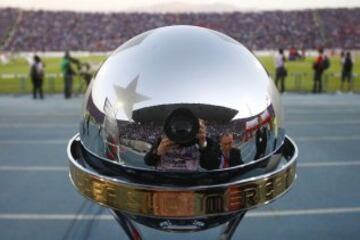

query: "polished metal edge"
left=68, top=134, right=297, bottom=218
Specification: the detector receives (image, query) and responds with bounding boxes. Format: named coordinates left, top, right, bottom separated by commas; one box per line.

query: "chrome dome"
left=80, top=25, right=285, bottom=170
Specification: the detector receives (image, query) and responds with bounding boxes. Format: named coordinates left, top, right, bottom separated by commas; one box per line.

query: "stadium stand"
left=0, top=8, right=359, bottom=51
left=0, top=8, right=18, bottom=48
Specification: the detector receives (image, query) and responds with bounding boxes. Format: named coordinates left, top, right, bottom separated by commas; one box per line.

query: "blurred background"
left=0, top=0, right=359, bottom=94
left=0, top=1, right=360, bottom=240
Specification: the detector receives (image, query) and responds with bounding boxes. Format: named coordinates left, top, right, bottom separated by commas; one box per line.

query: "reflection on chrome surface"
left=81, top=100, right=285, bottom=170
left=79, top=25, right=284, bottom=172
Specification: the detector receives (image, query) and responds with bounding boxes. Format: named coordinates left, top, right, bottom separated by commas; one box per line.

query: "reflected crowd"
left=81, top=101, right=283, bottom=170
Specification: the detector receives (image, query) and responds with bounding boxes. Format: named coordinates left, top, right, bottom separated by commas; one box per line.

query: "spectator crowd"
left=0, top=8, right=359, bottom=51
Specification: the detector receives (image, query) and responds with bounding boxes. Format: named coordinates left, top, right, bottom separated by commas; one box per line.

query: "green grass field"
left=0, top=55, right=359, bottom=94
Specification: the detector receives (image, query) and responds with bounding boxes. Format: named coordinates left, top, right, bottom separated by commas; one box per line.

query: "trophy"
left=67, top=25, right=298, bottom=239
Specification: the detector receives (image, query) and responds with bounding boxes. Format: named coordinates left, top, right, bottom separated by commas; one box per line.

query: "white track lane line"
left=1, top=207, right=360, bottom=220
left=1, top=120, right=360, bottom=128
left=0, top=123, right=75, bottom=128
left=0, top=166, right=68, bottom=171
left=287, top=120, right=360, bottom=125
left=0, top=140, right=67, bottom=144
left=295, top=136, right=360, bottom=141
left=1, top=136, right=360, bottom=145
left=0, top=161, right=359, bottom=172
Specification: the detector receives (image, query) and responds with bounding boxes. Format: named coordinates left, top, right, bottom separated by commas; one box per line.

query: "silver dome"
left=80, top=25, right=285, bottom=171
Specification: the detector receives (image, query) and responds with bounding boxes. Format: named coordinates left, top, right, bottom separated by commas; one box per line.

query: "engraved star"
left=113, top=75, right=150, bottom=120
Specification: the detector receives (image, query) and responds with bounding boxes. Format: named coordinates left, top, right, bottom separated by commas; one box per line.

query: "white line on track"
left=247, top=207, right=360, bottom=217
left=2, top=108, right=360, bottom=117
left=1, top=106, right=360, bottom=118
left=286, top=109, right=360, bottom=114
left=0, top=140, right=67, bottom=144
left=1, top=113, right=79, bottom=116
left=295, top=136, right=360, bottom=141
left=0, top=161, right=359, bottom=172
left=0, top=120, right=360, bottom=128
left=0, top=123, right=75, bottom=128
left=0, top=166, right=68, bottom=171
left=0, top=214, right=112, bottom=220
left=1, top=207, right=360, bottom=220
left=1, top=136, right=360, bottom=145
left=299, top=161, right=360, bottom=167
left=284, top=103, right=360, bottom=107
left=287, top=120, right=360, bottom=125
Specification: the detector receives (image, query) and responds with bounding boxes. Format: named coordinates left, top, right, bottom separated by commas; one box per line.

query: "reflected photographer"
left=144, top=112, right=244, bottom=170
left=144, top=117, right=219, bottom=171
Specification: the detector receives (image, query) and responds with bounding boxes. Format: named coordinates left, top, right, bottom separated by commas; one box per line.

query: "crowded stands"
left=0, top=8, right=359, bottom=51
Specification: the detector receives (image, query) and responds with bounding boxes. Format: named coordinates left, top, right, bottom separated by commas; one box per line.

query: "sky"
left=0, top=0, right=359, bottom=12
